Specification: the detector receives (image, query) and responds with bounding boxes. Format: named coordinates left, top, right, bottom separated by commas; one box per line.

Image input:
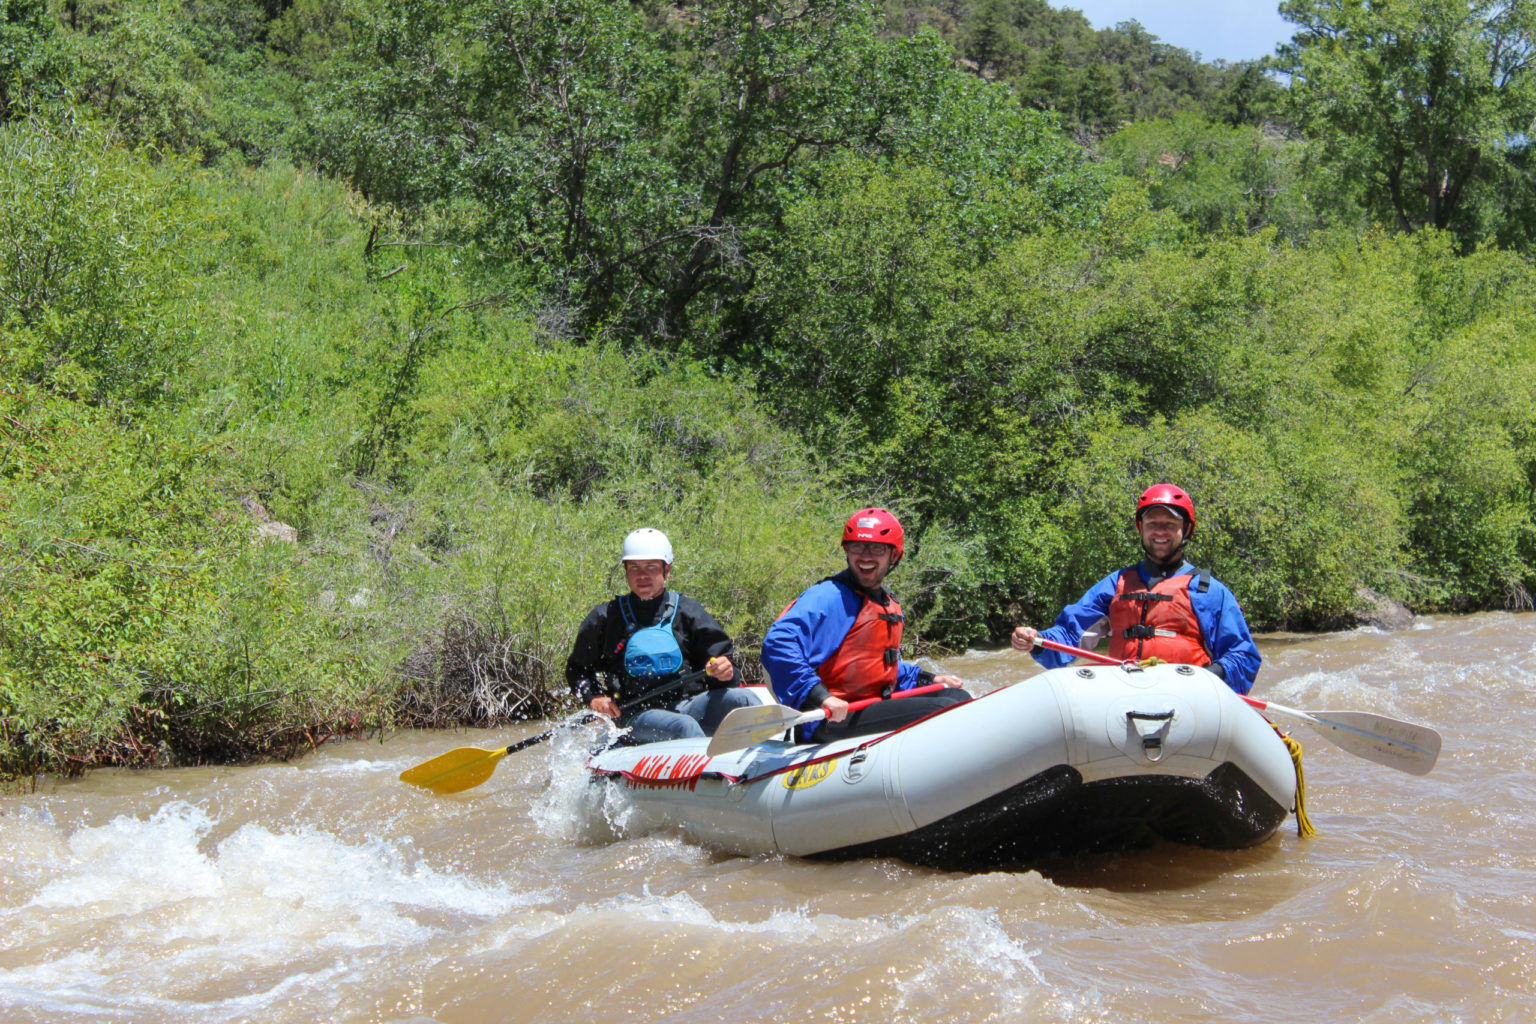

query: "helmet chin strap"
left=1141, top=539, right=1187, bottom=578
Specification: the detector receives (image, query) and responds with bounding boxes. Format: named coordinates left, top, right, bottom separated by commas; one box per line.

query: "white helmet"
left=621, top=528, right=674, bottom=565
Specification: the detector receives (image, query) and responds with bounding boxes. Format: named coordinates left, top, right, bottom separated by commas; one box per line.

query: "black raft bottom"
left=813, top=764, right=1289, bottom=870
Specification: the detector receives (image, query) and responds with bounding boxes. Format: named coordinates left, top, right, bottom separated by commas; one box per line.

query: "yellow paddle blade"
left=398, top=745, right=509, bottom=794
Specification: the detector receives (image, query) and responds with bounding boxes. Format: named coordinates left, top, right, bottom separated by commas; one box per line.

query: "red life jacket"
left=1107, top=568, right=1211, bottom=665
left=779, top=579, right=904, bottom=703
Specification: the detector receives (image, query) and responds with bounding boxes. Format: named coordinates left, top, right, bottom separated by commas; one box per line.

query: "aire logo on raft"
left=782, top=759, right=837, bottom=790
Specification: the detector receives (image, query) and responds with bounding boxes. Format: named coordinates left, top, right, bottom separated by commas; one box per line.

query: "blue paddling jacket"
left=762, top=571, right=932, bottom=712
left=1029, top=561, right=1261, bottom=694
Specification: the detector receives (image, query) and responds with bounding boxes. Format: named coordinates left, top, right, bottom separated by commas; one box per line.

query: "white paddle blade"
left=707, top=704, right=811, bottom=756
left=1306, top=710, right=1442, bottom=776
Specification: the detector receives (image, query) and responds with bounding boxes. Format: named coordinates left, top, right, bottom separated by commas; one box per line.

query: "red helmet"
left=843, top=507, right=905, bottom=558
left=1135, top=483, right=1196, bottom=536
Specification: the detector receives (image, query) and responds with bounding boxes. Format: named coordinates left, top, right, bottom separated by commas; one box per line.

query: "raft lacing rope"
left=1273, top=725, right=1318, bottom=838
left=1132, top=658, right=1318, bottom=838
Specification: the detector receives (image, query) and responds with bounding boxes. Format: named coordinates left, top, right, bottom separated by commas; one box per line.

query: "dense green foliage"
left=887, top=0, right=1285, bottom=132
left=3, top=1, right=1535, bottom=782
left=2, top=124, right=852, bottom=780
left=2, top=117, right=204, bottom=403
left=1278, top=0, right=1536, bottom=248
left=300, top=0, right=1086, bottom=341
left=1096, top=113, right=1344, bottom=240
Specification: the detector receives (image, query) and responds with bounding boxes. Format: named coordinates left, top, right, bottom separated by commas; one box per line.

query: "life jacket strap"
left=619, top=591, right=678, bottom=631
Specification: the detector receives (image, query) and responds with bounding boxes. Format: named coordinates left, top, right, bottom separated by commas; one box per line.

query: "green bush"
left=0, top=383, right=390, bottom=781
left=1, top=116, right=204, bottom=404
left=1098, top=112, right=1361, bottom=240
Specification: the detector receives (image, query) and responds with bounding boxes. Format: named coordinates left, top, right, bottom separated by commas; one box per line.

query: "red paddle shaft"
left=1035, top=636, right=1300, bottom=718
left=835, top=681, right=951, bottom=716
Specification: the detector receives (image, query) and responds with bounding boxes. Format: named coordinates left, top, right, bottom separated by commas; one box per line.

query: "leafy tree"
left=1, top=0, right=69, bottom=118
left=303, top=0, right=1008, bottom=338
left=886, top=0, right=1284, bottom=132
left=62, top=0, right=219, bottom=153
left=177, top=0, right=307, bottom=160
left=20, top=0, right=310, bottom=159
left=1278, top=0, right=1536, bottom=244
left=1098, top=111, right=1346, bottom=238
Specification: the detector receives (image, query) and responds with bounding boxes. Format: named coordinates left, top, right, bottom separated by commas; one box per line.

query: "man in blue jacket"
left=1010, top=484, right=1261, bottom=693
left=762, top=507, right=969, bottom=741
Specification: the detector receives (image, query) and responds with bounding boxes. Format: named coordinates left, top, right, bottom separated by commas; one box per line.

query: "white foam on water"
left=879, top=904, right=1073, bottom=1022
left=28, top=801, right=224, bottom=911
left=0, top=799, right=540, bottom=1022
left=512, top=889, right=1083, bottom=1023
left=516, top=887, right=856, bottom=942
left=477, top=885, right=898, bottom=952
left=614, top=887, right=882, bottom=941
left=531, top=716, right=633, bottom=843
left=294, top=753, right=407, bottom=777
left=0, top=953, right=356, bottom=1022
left=1264, top=668, right=1432, bottom=720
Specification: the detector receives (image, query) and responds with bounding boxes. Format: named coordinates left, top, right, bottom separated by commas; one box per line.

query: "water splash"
left=0, top=799, right=536, bottom=1023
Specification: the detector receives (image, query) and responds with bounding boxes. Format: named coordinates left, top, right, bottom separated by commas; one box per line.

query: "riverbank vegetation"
left=4, top=0, right=1534, bottom=782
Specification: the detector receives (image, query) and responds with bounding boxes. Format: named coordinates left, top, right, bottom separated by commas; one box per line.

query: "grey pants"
left=627, top=688, right=757, bottom=743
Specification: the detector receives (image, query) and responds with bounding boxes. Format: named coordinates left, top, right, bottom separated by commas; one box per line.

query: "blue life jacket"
left=619, top=591, right=684, bottom=679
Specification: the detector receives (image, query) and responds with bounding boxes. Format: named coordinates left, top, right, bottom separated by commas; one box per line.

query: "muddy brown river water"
left=2, top=611, right=1532, bottom=1023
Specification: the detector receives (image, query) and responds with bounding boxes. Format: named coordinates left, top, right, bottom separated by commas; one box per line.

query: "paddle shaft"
left=1033, top=635, right=1129, bottom=667
left=795, top=681, right=952, bottom=729
left=705, top=682, right=955, bottom=755
left=1028, top=636, right=1440, bottom=774
left=507, top=664, right=717, bottom=754
left=398, top=664, right=727, bottom=793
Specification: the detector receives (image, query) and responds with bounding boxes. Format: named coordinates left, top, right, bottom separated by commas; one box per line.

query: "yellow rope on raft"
left=1273, top=725, right=1318, bottom=838
left=1134, top=657, right=1317, bottom=837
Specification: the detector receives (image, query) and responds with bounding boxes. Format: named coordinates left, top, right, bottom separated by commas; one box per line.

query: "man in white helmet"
left=564, top=528, right=753, bottom=743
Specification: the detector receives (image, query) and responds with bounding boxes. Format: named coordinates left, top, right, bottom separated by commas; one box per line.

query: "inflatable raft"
left=577, top=661, right=1300, bottom=868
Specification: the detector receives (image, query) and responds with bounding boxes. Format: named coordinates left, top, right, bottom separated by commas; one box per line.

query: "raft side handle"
left=843, top=750, right=871, bottom=783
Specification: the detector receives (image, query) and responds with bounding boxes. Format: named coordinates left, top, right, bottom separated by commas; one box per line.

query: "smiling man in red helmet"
left=1009, top=484, right=1261, bottom=693
left=761, top=507, right=970, bottom=741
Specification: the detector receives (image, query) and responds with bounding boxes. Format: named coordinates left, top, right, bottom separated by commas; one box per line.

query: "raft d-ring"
left=1127, top=710, right=1175, bottom=762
